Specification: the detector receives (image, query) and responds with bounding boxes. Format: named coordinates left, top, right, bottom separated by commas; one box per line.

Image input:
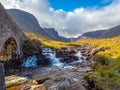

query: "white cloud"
left=1, top=0, right=120, bottom=37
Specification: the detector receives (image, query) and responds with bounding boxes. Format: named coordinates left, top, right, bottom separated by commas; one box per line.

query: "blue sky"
left=49, top=0, right=113, bottom=11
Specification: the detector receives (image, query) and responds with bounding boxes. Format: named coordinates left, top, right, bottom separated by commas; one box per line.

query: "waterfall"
left=22, top=55, right=37, bottom=67
left=75, top=50, right=83, bottom=62
left=42, top=48, right=64, bottom=67
left=22, top=48, right=84, bottom=68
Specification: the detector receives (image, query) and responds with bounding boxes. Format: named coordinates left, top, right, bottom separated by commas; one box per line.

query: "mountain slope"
left=101, top=25, right=120, bottom=38
left=76, top=30, right=106, bottom=40
left=77, top=25, right=120, bottom=40
left=43, top=28, right=70, bottom=42
left=7, top=9, right=57, bottom=40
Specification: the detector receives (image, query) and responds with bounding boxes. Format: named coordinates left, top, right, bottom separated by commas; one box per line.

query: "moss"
left=23, top=39, right=41, bottom=56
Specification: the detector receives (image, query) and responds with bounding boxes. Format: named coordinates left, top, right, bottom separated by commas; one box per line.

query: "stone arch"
left=0, top=37, right=19, bottom=61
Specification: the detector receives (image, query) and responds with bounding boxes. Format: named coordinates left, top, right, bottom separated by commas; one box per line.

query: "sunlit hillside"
left=75, top=36, right=120, bottom=59
left=25, top=32, right=72, bottom=49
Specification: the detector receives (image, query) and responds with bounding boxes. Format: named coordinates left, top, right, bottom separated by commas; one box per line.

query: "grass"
left=24, top=32, right=75, bottom=49
left=75, top=36, right=120, bottom=59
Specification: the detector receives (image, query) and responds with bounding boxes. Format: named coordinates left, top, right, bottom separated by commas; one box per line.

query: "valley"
left=0, top=1, right=120, bottom=90
left=6, top=32, right=120, bottom=90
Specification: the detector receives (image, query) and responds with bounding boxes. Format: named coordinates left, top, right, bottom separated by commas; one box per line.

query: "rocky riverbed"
left=5, top=46, right=106, bottom=90
left=6, top=61, right=92, bottom=90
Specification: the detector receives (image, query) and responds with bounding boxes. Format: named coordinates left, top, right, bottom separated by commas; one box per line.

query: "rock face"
left=0, top=3, right=25, bottom=61
left=43, top=28, right=70, bottom=42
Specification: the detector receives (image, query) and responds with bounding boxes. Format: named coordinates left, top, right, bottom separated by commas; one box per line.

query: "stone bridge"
left=0, top=2, right=25, bottom=61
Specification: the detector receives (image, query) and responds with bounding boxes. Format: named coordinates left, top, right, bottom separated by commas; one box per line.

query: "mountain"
left=7, top=9, right=57, bottom=40
left=101, top=25, right=120, bottom=38
left=77, top=25, right=120, bottom=40
left=7, top=9, right=70, bottom=42
left=76, top=30, right=106, bottom=40
left=43, top=28, right=70, bottom=42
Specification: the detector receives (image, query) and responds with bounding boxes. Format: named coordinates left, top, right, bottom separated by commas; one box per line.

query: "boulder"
left=5, top=75, right=28, bottom=88
left=77, top=45, right=109, bottom=60
left=30, top=84, right=46, bottom=90
left=23, top=39, right=41, bottom=56
left=56, top=49, right=78, bottom=63
left=36, top=54, right=50, bottom=66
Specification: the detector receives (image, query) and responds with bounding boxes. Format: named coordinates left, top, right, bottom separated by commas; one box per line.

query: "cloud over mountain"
left=1, top=0, right=120, bottom=37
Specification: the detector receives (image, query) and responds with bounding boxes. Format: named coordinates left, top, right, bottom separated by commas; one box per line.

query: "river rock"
left=56, top=49, right=78, bottom=63
left=31, top=66, right=90, bottom=90
left=66, top=81, right=86, bottom=90
left=37, top=54, right=50, bottom=66
left=5, top=75, right=28, bottom=88
left=30, top=84, right=46, bottom=90
left=76, top=44, right=109, bottom=60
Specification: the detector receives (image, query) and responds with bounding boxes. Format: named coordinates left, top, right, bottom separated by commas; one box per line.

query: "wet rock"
left=56, top=49, right=78, bottom=63
left=89, top=47, right=107, bottom=56
left=5, top=75, right=28, bottom=88
left=76, top=45, right=109, bottom=60
left=64, top=55, right=78, bottom=63
left=66, top=81, right=86, bottom=90
left=6, top=59, right=91, bottom=90
left=19, top=84, right=46, bottom=90
left=30, top=84, right=46, bottom=90
left=36, top=54, right=50, bottom=66
left=32, top=66, right=90, bottom=90
left=44, top=76, right=71, bottom=90
left=36, top=77, right=50, bottom=84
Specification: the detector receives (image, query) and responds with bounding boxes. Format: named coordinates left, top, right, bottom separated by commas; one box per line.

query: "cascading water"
left=22, top=48, right=85, bottom=68
left=75, top=50, right=83, bottom=62
left=22, top=55, right=37, bottom=67
left=63, top=50, right=84, bottom=69
left=42, top=48, right=64, bottom=67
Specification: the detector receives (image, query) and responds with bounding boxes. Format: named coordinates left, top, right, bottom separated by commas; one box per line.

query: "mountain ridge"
left=7, top=9, right=120, bottom=42
left=76, top=25, right=120, bottom=40
left=7, top=9, right=70, bottom=42
left=43, top=28, right=70, bottom=42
